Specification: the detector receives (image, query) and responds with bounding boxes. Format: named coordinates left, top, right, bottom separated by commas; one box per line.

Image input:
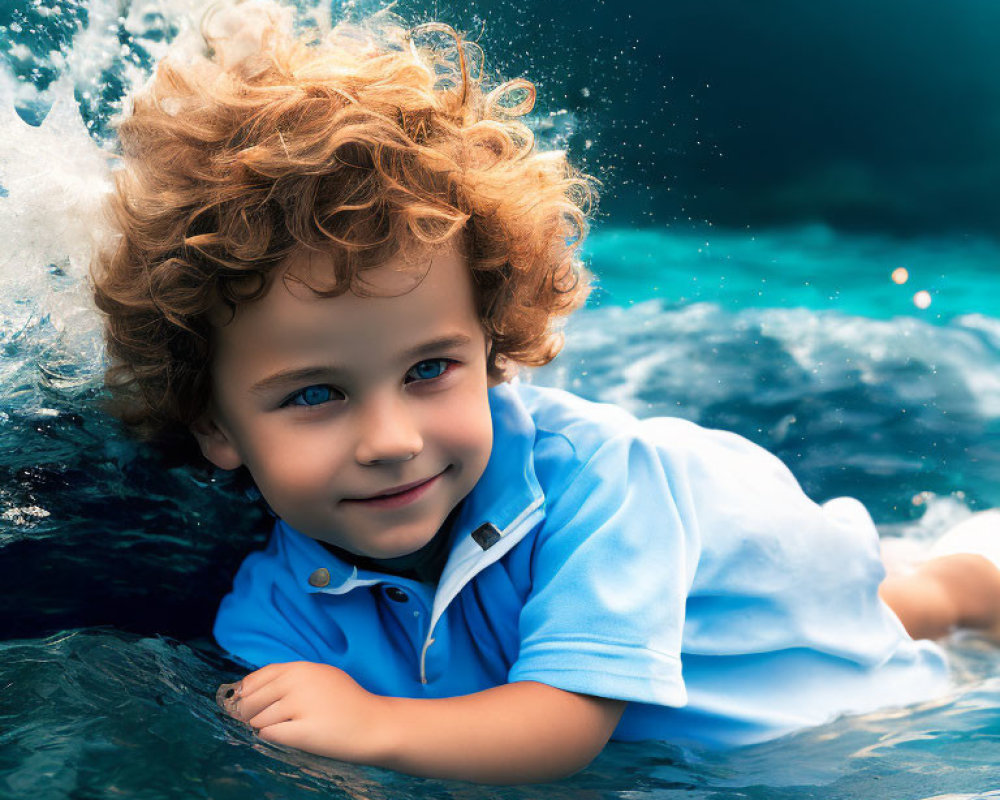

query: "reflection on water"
left=1, top=0, right=999, bottom=797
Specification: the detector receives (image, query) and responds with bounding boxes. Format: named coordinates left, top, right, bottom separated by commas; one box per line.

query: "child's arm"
left=218, top=661, right=626, bottom=784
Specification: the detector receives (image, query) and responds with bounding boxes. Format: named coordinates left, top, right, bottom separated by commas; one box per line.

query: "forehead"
left=212, top=244, right=480, bottom=363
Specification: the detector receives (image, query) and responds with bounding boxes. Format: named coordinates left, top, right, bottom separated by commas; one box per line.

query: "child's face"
left=192, top=243, right=495, bottom=559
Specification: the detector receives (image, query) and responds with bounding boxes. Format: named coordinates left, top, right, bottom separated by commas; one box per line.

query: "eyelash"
left=280, top=384, right=342, bottom=408
left=404, top=358, right=456, bottom=383
left=280, top=359, right=458, bottom=408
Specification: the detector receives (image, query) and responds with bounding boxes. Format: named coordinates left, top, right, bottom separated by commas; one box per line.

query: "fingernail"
left=217, top=682, right=239, bottom=706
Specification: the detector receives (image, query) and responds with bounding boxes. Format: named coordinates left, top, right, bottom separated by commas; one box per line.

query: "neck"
left=322, top=507, right=459, bottom=584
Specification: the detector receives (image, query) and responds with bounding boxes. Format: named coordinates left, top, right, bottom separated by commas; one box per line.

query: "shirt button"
left=308, top=568, right=331, bottom=588
left=384, top=586, right=409, bottom=603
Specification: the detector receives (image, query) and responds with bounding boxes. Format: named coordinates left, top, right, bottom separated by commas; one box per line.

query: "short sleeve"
left=508, top=432, right=699, bottom=707
left=506, top=412, right=949, bottom=737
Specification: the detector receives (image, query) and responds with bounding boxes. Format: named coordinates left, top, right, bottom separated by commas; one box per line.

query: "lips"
left=342, top=469, right=447, bottom=510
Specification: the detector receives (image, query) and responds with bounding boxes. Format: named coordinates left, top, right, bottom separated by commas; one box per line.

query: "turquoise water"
left=587, top=226, right=1000, bottom=320
left=2, top=0, right=1000, bottom=797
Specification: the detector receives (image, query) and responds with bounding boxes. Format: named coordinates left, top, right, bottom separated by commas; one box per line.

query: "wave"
left=533, top=301, right=1000, bottom=515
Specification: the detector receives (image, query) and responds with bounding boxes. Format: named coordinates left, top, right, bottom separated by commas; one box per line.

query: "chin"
left=373, top=542, right=429, bottom=559
left=371, top=533, right=438, bottom=559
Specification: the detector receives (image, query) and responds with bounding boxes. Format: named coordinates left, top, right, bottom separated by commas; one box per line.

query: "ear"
left=190, top=413, right=243, bottom=471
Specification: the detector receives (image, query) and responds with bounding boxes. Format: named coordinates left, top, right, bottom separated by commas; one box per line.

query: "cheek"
left=434, top=383, right=493, bottom=465
left=242, top=425, right=347, bottom=498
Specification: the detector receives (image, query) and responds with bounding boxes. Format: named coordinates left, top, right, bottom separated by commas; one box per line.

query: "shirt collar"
left=450, top=380, right=542, bottom=538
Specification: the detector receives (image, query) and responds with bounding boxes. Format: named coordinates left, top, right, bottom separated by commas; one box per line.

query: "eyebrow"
left=249, top=334, right=474, bottom=395
left=403, top=334, right=474, bottom=361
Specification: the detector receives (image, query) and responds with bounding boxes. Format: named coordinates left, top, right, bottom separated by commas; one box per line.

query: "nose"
left=354, top=393, right=424, bottom=466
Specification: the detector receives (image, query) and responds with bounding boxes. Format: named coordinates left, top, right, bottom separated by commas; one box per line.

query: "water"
left=2, top=0, right=1000, bottom=797
left=586, top=227, right=1000, bottom=320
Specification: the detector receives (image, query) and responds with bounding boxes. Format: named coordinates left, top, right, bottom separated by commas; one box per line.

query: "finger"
left=247, top=697, right=295, bottom=730
left=228, top=671, right=299, bottom=723
left=240, top=661, right=300, bottom=695
left=216, top=662, right=297, bottom=716
left=255, top=719, right=304, bottom=749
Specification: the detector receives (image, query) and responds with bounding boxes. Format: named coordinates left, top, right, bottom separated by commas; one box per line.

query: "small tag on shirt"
left=471, top=522, right=502, bottom=550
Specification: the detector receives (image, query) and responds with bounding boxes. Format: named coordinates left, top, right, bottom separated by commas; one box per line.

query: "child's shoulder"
left=511, top=381, right=639, bottom=444
left=504, top=381, right=761, bottom=461
left=498, top=380, right=802, bottom=501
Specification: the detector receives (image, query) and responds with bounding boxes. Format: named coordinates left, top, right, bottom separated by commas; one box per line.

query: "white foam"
left=0, top=0, right=219, bottom=404
left=732, top=306, right=1000, bottom=420
left=539, top=300, right=1000, bottom=432
left=0, top=72, right=112, bottom=398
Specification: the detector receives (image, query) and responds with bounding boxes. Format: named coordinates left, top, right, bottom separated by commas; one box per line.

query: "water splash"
left=0, top=0, right=206, bottom=408
left=0, top=72, right=110, bottom=406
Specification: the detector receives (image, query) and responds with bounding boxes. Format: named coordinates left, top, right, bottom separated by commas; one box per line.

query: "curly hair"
left=92, top=0, right=594, bottom=447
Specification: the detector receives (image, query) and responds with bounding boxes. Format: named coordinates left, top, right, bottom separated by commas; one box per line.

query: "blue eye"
left=285, top=385, right=339, bottom=407
left=407, top=359, right=451, bottom=382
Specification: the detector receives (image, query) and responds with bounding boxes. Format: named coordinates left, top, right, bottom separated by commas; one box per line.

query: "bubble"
left=891, top=267, right=908, bottom=285
left=913, top=290, right=932, bottom=310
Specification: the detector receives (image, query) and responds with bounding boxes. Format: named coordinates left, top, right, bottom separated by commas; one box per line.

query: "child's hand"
left=218, top=667, right=625, bottom=782
left=217, top=661, right=388, bottom=763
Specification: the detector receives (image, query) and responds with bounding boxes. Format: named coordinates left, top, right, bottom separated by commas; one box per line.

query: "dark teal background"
left=386, top=0, right=1000, bottom=237
left=3, top=0, right=1000, bottom=236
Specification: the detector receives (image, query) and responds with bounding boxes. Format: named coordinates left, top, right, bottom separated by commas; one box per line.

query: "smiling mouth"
left=342, top=469, right=448, bottom=509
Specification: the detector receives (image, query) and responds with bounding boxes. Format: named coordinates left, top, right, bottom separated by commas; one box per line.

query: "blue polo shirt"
left=213, top=381, right=949, bottom=748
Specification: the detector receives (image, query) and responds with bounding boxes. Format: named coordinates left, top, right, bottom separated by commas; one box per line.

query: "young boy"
left=92, top=0, right=1000, bottom=784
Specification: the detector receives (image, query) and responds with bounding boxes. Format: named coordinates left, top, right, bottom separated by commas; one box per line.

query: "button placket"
left=374, top=581, right=433, bottom=680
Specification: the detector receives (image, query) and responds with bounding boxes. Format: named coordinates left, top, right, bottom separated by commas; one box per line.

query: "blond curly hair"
left=92, top=1, right=594, bottom=446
